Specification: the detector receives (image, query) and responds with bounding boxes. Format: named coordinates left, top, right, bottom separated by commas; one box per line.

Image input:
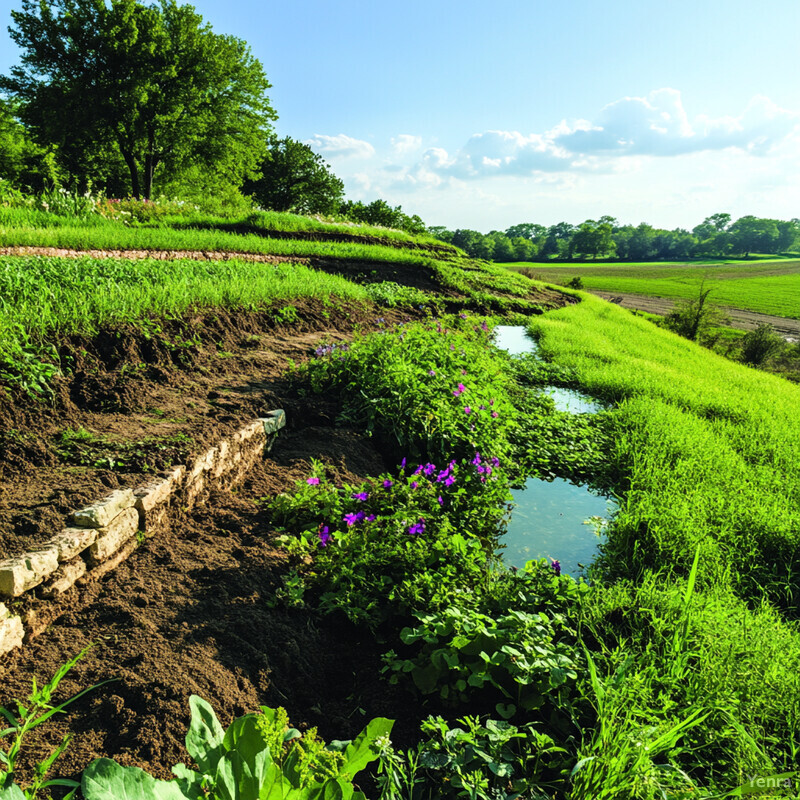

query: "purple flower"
left=407, top=517, right=426, bottom=535
left=443, top=475, right=455, bottom=487
left=491, top=457, right=500, bottom=468
left=306, top=477, right=320, bottom=485
left=352, top=491, right=370, bottom=502
left=464, top=406, right=472, bottom=415
left=550, top=558, right=562, bottom=577
left=365, top=514, right=376, bottom=522
left=437, top=496, right=444, bottom=506
left=400, top=457, right=407, bottom=469
left=436, top=468, right=450, bottom=483
left=423, top=463, right=436, bottom=476
left=489, top=399, right=494, bottom=406
left=411, top=481, right=418, bottom=490
left=481, top=321, right=489, bottom=331
left=318, top=526, right=331, bottom=547
left=453, top=383, right=466, bottom=397
left=344, top=511, right=366, bottom=526
left=429, top=370, right=436, bottom=376
left=383, top=479, right=393, bottom=489
left=459, top=313, right=467, bottom=319
left=472, top=452, right=482, bottom=466
left=491, top=411, right=499, bottom=418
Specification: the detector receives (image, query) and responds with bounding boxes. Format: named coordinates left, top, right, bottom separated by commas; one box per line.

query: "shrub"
left=740, top=323, right=784, bottom=365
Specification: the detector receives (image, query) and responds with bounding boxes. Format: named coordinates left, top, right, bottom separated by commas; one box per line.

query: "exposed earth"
left=593, top=290, right=800, bottom=339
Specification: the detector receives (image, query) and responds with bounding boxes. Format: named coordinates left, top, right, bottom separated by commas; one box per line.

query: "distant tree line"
left=0, top=0, right=424, bottom=233
left=430, top=214, right=800, bottom=261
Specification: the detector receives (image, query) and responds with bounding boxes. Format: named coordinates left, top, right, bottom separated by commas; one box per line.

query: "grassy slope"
left=506, top=259, right=800, bottom=318
left=0, top=213, right=547, bottom=392
left=0, top=205, right=453, bottom=249
left=528, top=293, right=800, bottom=606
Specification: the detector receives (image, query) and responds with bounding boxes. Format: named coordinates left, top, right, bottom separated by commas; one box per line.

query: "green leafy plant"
left=81, top=695, right=393, bottom=800
left=383, top=605, right=579, bottom=720
left=377, top=715, right=568, bottom=800
left=304, top=314, right=517, bottom=464
left=0, top=646, right=105, bottom=800
left=267, top=455, right=510, bottom=626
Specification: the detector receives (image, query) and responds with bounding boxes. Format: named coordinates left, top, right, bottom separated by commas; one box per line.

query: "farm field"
left=1, top=209, right=799, bottom=799
left=506, top=258, right=800, bottom=319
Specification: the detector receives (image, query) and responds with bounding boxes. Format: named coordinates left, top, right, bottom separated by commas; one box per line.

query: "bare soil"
left=0, top=299, right=419, bottom=790
left=593, top=290, right=800, bottom=339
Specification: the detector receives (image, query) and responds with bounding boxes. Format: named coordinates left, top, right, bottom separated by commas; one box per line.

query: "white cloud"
left=408, top=90, right=800, bottom=183
left=555, top=89, right=798, bottom=157
left=391, top=134, right=422, bottom=155
left=328, top=95, right=800, bottom=230
left=305, top=133, right=375, bottom=159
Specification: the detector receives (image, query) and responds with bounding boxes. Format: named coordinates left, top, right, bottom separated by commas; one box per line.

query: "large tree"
left=1, top=0, right=276, bottom=198
left=244, top=137, right=344, bottom=215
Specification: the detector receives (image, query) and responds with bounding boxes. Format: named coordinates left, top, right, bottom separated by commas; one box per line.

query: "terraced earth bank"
left=0, top=241, right=571, bottom=786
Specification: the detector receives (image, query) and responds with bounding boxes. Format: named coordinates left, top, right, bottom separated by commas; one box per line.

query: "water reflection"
left=503, top=478, right=615, bottom=576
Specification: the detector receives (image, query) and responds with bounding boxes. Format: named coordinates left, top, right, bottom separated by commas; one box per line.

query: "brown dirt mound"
left=0, top=430, right=415, bottom=788
left=0, top=298, right=404, bottom=556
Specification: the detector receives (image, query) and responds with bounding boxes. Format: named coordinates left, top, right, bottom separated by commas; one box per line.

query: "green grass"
left=527, top=294, right=800, bottom=610
left=0, top=254, right=369, bottom=393
left=0, top=217, right=449, bottom=267
left=506, top=259, right=800, bottom=318
left=0, top=203, right=454, bottom=250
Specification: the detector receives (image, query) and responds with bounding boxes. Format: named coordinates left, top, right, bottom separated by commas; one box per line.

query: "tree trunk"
left=120, top=148, right=141, bottom=199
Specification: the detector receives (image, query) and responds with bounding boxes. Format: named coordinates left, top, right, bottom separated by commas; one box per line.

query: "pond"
left=502, top=479, right=616, bottom=576
left=494, top=324, right=614, bottom=576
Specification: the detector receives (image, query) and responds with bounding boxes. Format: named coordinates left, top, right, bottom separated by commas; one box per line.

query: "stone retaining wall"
left=0, top=410, right=285, bottom=658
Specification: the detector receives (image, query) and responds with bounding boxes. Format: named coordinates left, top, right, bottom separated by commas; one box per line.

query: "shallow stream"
left=494, top=325, right=615, bottom=576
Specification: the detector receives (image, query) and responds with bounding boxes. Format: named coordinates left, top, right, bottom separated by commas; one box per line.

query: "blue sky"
left=1, top=0, right=799, bottom=230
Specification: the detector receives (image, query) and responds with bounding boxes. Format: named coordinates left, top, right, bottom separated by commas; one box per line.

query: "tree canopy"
left=428, top=214, right=800, bottom=262
left=1, top=0, right=276, bottom=198
left=244, top=137, right=344, bottom=215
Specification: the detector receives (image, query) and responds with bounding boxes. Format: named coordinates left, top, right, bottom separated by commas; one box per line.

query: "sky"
left=1, top=0, right=799, bottom=231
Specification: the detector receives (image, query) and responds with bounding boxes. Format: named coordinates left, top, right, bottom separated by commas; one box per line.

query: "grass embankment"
left=507, top=259, right=800, bottom=318
left=529, top=295, right=800, bottom=606
left=0, top=211, right=552, bottom=394
left=0, top=255, right=369, bottom=393
left=0, top=204, right=454, bottom=250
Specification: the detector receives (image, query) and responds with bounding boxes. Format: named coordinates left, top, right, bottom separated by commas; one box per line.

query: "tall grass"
left=0, top=204, right=453, bottom=250
left=0, top=255, right=369, bottom=392
left=528, top=295, right=800, bottom=611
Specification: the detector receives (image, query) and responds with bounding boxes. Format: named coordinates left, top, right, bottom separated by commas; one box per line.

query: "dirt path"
left=593, top=290, right=800, bottom=339
left=0, top=245, right=309, bottom=264
left=0, top=430, right=407, bottom=785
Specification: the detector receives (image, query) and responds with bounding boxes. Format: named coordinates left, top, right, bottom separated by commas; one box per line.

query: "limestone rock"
left=135, top=466, right=185, bottom=513
left=0, top=603, right=24, bottom=656
left=262, top=409, right=286, bottom=435
left=87, top=507, right=139, bottom=565
left=47, top=527, right=98, bottom=562
left=0, top=546, right=60, bottom=597
left=71, top=489, right=136, bottom=529
left=40, top=559, right=88, bottom=598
